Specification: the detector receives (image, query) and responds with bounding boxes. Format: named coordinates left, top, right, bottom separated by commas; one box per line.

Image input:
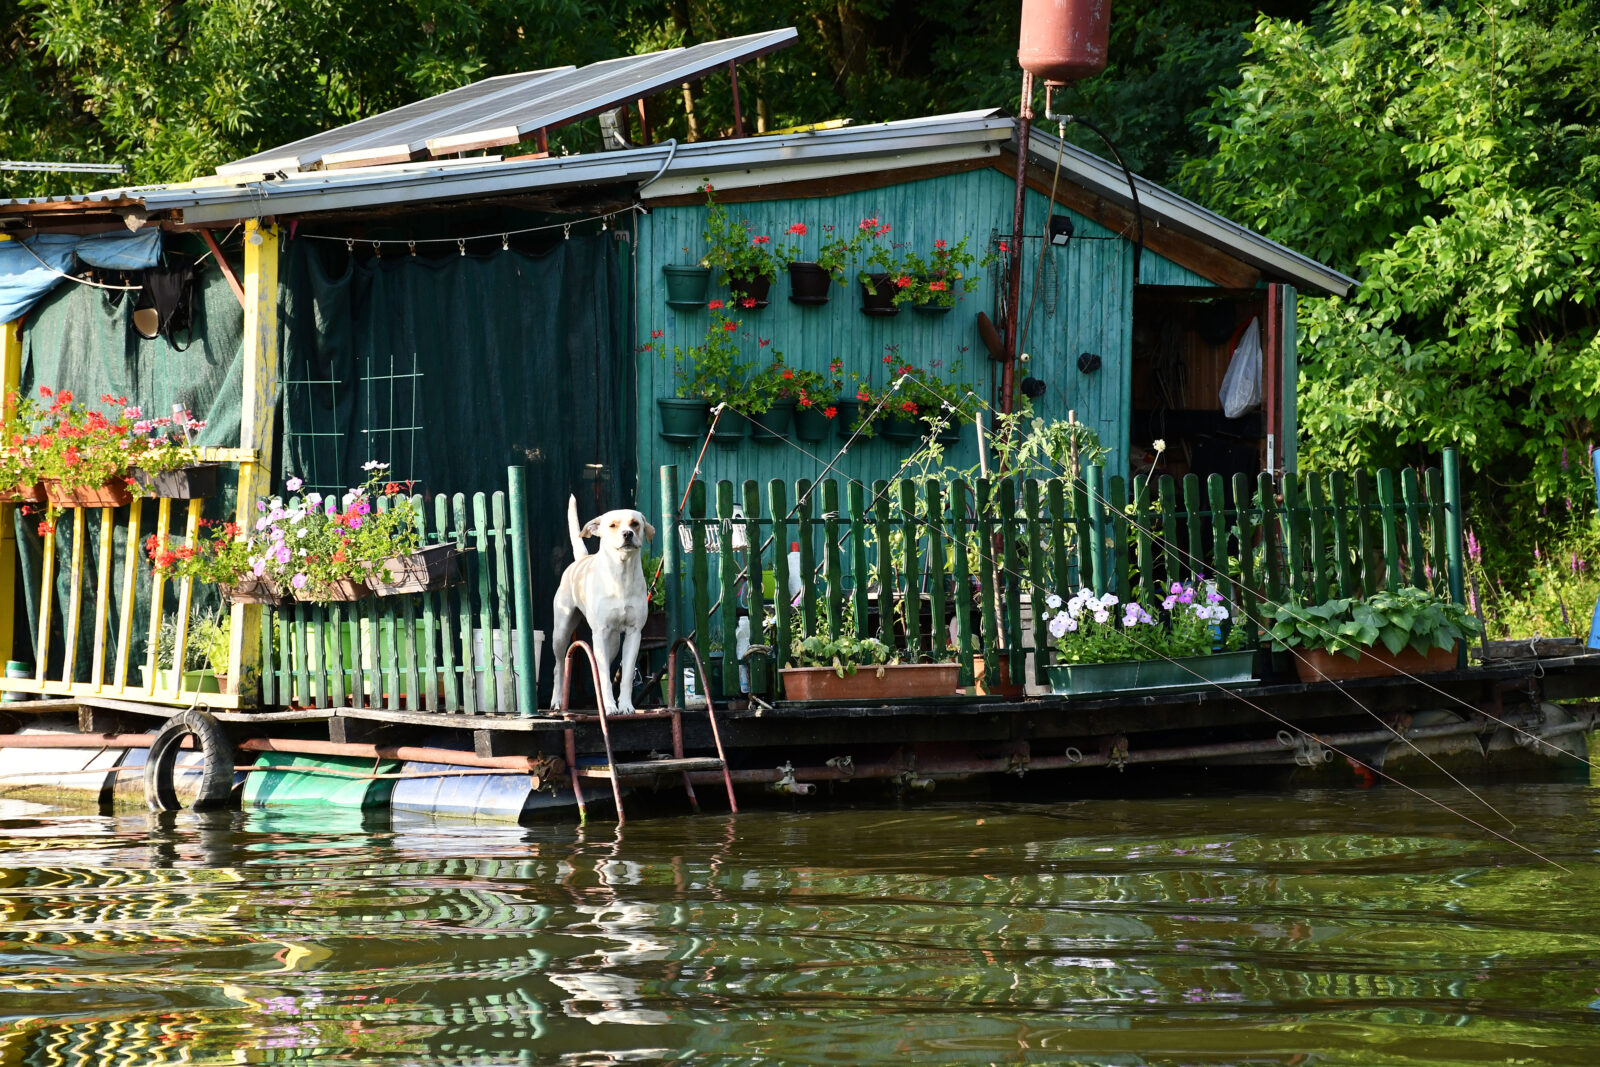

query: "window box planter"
left=750, top=400, right=795, bottom=443
left=1293, top=643, right=1458, bottom=683
left=368, top=543, right=468, bottom=596
left=43, top=477, right=131, bottom=509
left=1046, top=650, right=1258, bottom=698
left=14, top=483, right=45, bottom=504
left=969, top=654, right=1025, bottom=699
left=780, top=662, right=961, bottom=702
left=859, top=273, right=899, bottom=317
left=221, top=578, right=293, bottom=606
left=787, top=262, right=832, bottom=305
left=663, top=264, right=711, bottom=309
left=657, top=397, right=711, bottom=443
left=728, top=272, right=772, bottom=309
left=792, top=405, right=837, bottom=443
left=130, top=463, right=218, bottom=500
left=307, top=578, right=371, bottom=603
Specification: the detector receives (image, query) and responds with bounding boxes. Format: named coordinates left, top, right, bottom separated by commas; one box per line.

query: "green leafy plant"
left=701, top=184, right=780, bottom=285
left=1044, top=581, right=1238, bottom=665
left=650, top=311, right=770, bottom=415
left=1264, top=587, right=1483, bottom=659
left=895, top=236, right=987, bottom=307
left=154, top=616, right=211, bottom=672
left=190, top=613, right=232, bottom=675
left=789, top=633, right=895, bottom=678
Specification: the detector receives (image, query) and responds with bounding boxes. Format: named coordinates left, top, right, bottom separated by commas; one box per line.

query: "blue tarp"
left=0, top=231, right=162, bottom=323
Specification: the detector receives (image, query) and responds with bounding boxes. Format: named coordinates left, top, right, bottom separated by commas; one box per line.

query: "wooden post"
left=660, top=465, right=683, bottom=706
left=227, top=220, right=279, bottom=704
left=0, top=316, right=20, bottom=663
left=508, top=465, right=536, bottom=714
left=1442, top=448, right=1466, bottom=667
left=1086, top=465, right=1107, bottom=594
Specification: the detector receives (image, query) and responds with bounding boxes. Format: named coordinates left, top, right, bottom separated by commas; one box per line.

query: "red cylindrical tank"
left=1018, top=0, right=1110, bottom=86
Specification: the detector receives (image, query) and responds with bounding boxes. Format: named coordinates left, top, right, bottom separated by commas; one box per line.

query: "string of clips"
left=303, top=206, right=642, bottom=255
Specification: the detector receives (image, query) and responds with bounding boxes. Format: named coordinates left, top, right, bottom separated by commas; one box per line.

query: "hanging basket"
left=709, top=415, right=748, bottom=450
left=859, top=273, right=899, bottom=317
left=792, top=405, right=836, bottom=443
left=220, top=577, right=293, bottom=607
left=787, top=262, right=832, bottom=305
left=657, top=397, right=711, bottom=443
left=43, top=477, right=132, bottom=509
left=878, top=418, right=922, bottom=444
left=368, top=543, right=469, bottom=596
left=728, top=272, right=773, bottom=309
left=750, top=400, right=795, bottom=443
left=130, top=463, right=219, bottom=500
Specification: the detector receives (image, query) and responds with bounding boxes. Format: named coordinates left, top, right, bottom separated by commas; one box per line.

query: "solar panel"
left=219, top=28, right=798, bottom=176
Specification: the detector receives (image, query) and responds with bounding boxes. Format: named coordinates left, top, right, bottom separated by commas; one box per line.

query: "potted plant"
left=854, top=216, right=898, bottom=316
left=751, top=358, right=827, bottom=443
left=143, top=616, right=219, bottom=693
left=792, top=360, right=845, bottom=443
left=1043, top=582, right=1255, bottom=697
left=702, top=185, right=780, bottom=309
left=127, top=409, right=216, bottom=499
left=777, top=223, right=864, bottom=306
left=781, top=625, right=961, bottom=701
left=896, top=236, right=987, bottom=313
left=19, top=387, right=139, bottom=508
left=651, top=309, right=771, bottom=447
left=1265, top=586, right=1481, bottom=683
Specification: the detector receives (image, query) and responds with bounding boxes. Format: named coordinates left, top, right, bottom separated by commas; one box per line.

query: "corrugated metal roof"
left=0, top=109, right=1353, bottom=296
left=1022, top=126, right=1356, bottom=298
left=220, top=28, right=798, bottom=175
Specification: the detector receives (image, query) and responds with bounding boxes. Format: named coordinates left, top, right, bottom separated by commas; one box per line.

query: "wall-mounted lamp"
left=1048, top=214, right=1074, bottom=246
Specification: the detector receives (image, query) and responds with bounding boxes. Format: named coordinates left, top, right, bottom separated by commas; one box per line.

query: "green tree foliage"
left=1183, top=0, right=1600, bottom=515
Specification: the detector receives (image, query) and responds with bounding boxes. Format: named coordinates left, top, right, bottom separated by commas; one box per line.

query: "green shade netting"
left=16, top=262, right=247, bottom=679
left=278, top=234, right=633, bottom=691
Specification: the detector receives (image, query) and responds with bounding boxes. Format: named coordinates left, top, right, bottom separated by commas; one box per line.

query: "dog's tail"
left=567, top=494, right=589, bottom=559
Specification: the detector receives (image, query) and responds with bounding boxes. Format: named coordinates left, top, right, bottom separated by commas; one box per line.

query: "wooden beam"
left=0, top=310, right=20, bottom=664
left=228, top=219, right=280, bottom=707
left=643, top=156, right=996, bottom=208
left=200, top=228, right=245, bottom=308
left=993, top=151, right=1262, bottom=290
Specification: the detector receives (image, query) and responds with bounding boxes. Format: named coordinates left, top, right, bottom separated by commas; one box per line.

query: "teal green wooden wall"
left=632, top=165, right=1211, bottom=519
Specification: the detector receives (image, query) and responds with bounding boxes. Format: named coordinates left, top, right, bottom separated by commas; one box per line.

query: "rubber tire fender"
left=144, top=708, right=235, bottom=812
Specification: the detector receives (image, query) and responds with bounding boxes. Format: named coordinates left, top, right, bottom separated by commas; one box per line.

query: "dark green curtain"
left=15, top=263, right=245, bottom=679
left=279, top=233, right=634, bottom=678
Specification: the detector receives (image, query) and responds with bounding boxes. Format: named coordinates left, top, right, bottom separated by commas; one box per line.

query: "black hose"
left=1060, top=115, right=1144, bottom=284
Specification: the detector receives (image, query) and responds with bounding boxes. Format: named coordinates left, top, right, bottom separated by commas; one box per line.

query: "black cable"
left=1058, top=115, right=1144, bottom=284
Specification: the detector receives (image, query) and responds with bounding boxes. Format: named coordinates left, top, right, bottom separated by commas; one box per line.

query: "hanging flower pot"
left=368, top=542, right=469, bottom=596
left=792, top=404, right=837, bottom=443
left=657, top=397, right=711, bottom=443
left=663, top=265, right=712, bottom=309
left=787, top=262, right=832, bottom=306
left=833, top=398, right=863, bottom=435
left=220, top=577, right=293, bottom=607
left=727, top=272, right=773, bottom=309
left=709, top=415, right=748, bottom=450
left=859, top=273, right=899, bottom=317
left=750, top=399, right=796, bottom=444
left=878, top=418, right=922, bottom=445
left=914, top=300, right=954, bottom=316
left=927, top=416, right=964, bottom=446
left=130, top=463, right=218, bottom=500
left=43, top=477, right=131, bottom=509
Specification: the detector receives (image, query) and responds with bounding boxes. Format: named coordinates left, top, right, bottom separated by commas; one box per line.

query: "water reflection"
left=0, top=786, right=1597, bottom=1063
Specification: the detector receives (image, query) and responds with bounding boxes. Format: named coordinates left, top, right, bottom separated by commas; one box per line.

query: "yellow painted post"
left=90, top=506, right=115, bottom=689
left=60, top=505, right=86, bottom=684
left=113, top=503, right=141, bottom=690
left=228, top=221, right=279, bottom=703
left=167, top=499, right=202, bottom=698
left=143, top=496, right=172, bottom=694
left=0, top=317, right=20, bottom=666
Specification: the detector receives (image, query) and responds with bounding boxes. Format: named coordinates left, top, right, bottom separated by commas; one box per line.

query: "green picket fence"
left=658, top=453, right=1466, bottom=693
left=260, top=469, right=538, bottom=714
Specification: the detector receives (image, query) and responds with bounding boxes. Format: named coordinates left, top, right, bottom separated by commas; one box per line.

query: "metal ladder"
left=557, top=638, right=737, bottom=825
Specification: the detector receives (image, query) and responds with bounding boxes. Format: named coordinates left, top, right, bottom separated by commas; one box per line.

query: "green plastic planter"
left=1046, top=650, right=1257, bottom=698
left=750, top=400, right=795, bottom=443
left=879, top=418, right=922, bottom=444
left=658, top=397, right=711, bottom=443
left=663, top=265, right=711, bottom=309
left=793, top=405, right=836, bottom=443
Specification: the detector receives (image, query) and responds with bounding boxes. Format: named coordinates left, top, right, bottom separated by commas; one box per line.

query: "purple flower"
left=275, top=545, right=291, bottom=564
left=286, top=476, right=303, bottom=492
left=291, top=573, right=308, bottom=590
left=1466, top=528, right=1481, bottom=564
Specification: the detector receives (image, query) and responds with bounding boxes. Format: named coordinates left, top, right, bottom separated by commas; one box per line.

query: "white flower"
left=1063, top=616, right=1079, bottom=632
left=1048, top=614, right=1069, bottom=638
left=1099, top=592, right=1118, bottom=607
left=296, top=527, right=308, bottom=538
left=1152, top=438, right=1166, bottom=452
left=1045, top=593, right=1062, bottom=610
left=1078, top=587, right=1094, bottom=601
left=306, top=492, right=322, bottom=506
left=1092, top=609, right=1110, bottom=625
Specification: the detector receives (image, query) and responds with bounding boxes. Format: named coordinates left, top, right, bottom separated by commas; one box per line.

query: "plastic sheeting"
left=0, top=231, right=162, bottom=323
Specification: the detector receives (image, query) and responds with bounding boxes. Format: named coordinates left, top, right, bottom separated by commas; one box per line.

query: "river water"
left=2, top=778, right=1598, bottom=1066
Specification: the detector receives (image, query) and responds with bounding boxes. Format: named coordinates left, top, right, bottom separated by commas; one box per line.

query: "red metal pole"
left=1001, top=71, right=1034, bottom=417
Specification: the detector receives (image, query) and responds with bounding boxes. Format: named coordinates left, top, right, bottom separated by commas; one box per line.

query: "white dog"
left=549, top=496, right=655, bottom=714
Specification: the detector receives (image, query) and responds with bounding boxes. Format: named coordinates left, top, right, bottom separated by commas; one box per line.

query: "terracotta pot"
left=970, top=654, right=1025, bottom=699
left=1293, top=642, right=1459, bottom=683
left=43, top=477, right=132, bottom=508
left=780, top=662, right=961, bottom=702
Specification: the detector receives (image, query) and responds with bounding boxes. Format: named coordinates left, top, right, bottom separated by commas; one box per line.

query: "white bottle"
left=787, top=541, right=803, bottom=604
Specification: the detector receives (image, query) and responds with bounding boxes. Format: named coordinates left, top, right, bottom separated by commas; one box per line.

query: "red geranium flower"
left=787, top=223, right=806, bottom=235
left=930, top=280, right=948, bottom=291
left=935, top=239, right=947, bottom=249
left=708, top=300, right=724, bottom=309
left=723, top=321, right=738, bottom=331
left=751, top=235, right=771, bottom=245
left=823, top=406, right=838, bottom=419
left=900, top=400, right=918, bottom=414
left=650, top=329, right=664, bottom=338
left=740, top=297, right=756, bottom=308
left=856, top=389, right=871, bottom=402
left=781, top=368, right=794, bottom=380
left=385, top=482, right=399, bottom=494
left=895, top=275, right=911, bottom=288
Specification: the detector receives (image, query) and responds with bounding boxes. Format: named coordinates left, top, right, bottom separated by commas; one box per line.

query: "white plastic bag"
left=1219, top=317, right=1262, bottom=418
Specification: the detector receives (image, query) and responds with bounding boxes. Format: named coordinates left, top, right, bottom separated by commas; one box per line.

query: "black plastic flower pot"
left=131, top=463, right=219, bottom=500
left=858, top=273, right=899, bottom=317
left=792, top=405, right=836, bottom=443
left=879, top=418, right=922, bottom=444
left=709, top=415, right=748, bottom=450
left=834, top=399, right=864, bottom=435
left=728, top=272, right=772, bottom=309
left=663, top=264, right=711, bottom=309
left=369, top=543, right=469, bottom=596
left=750, top=400, right=795, bottom=443
left=787, top=262, right=832, bottom=306
left=657, top=397, right=711, bottom=443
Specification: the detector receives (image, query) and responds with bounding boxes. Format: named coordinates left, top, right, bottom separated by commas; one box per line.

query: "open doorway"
left=1129, top=286, right=1270, bottom=503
